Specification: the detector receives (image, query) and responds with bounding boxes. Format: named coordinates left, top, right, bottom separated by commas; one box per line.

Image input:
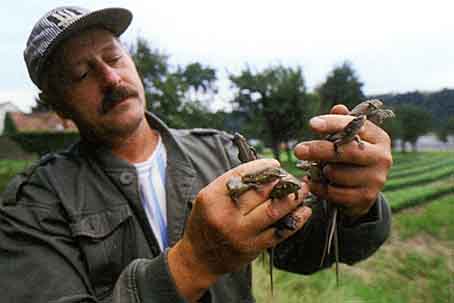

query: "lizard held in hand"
left=298, top=99, right=395, bottom=286
left=229, top=132, right=302, bottom=296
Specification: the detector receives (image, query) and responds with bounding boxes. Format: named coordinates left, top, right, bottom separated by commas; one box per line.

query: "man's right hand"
left=168, top=158, right=312, bottom=302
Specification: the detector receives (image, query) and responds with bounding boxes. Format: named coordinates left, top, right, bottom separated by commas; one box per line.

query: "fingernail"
left=310, top=117, right=326, bottom=130
left=295, top=143, right=309, bottom=157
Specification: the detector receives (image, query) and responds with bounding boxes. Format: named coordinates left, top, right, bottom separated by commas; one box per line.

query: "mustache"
left=101, top=84, right=139, bottom=114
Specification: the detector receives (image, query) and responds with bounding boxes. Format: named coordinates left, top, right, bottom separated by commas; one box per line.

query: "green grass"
left=253, top=192, right=454, bottom=303
left=390, top=152, right=446, bottom=171
left=0, top=159, right=34, bottom=194
left=394, top=195, right=454, bottom=240
left=388, top=157, right=454, bottom=180
left=252, top=151, right=454, bottom=303
left=0, top=159, right=33, bottom=174
left=383, top=165, right=454, bottom=191
left=384, top=180, right=454, bottom=210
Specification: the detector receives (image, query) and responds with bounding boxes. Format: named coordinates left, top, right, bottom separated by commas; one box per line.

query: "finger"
left=251, top=206, right=312, bottom=250
left=330, top=104, right=349, bottom=115
left=235, top=179, right=280, bottom=215
left=294, top=139, right=382, bottom=165
left=322, top=163, right=386, bottom=188
left=309, top=181, right=378, bottom=210
left=308, top=115, right=390, bottom=144
left=242, top=185, right=309, bottom=232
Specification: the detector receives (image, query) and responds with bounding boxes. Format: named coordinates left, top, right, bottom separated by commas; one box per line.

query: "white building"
left=0, top=102, right=20, bottom=134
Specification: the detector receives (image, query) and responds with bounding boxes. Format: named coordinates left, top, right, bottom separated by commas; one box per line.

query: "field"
left=255, top=151, right=454, bottom=303
left=0, top=152, right=453, bottom=302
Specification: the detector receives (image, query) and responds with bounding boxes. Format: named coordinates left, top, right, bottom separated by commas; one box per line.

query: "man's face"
left=52, top=28, right=146, bottom=143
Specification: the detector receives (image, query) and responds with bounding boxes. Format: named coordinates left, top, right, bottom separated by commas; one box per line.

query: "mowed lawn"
left=1, top=152, right=453, bottom=302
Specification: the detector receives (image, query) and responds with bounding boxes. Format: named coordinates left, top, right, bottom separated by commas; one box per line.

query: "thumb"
left=330, top=104, right=349, bottom=115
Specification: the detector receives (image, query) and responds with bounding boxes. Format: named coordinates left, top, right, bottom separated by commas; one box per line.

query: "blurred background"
left=1, top=1, right=453, bottom=302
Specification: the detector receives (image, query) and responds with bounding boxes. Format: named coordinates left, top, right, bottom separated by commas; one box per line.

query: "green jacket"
left=0, top=113, right=391, bottom=303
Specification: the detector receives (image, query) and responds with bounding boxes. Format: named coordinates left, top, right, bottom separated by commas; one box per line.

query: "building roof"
left=7, top=112, right=78, bottom=133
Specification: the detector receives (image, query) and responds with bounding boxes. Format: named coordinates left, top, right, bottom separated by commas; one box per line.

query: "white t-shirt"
left=133, top=136, right=168, bottom=251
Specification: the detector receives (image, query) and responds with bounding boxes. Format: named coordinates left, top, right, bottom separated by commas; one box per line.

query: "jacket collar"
left=79, top=111, right=196, bottom=247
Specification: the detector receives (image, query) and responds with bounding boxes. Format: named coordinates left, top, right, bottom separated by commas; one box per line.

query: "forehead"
left=57, top=28, right=119, bottom=65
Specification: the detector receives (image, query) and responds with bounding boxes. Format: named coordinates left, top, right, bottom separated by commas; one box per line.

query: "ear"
left=39, top=91, right=72, bottom=120
left=54, top=108, right=71, bottom=120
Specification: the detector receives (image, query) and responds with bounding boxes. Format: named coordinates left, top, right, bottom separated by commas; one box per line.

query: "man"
left=0, top=6, right=392, bottom=303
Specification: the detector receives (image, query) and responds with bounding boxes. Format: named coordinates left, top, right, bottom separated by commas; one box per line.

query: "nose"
left=97, top=62, right=121, bottom=89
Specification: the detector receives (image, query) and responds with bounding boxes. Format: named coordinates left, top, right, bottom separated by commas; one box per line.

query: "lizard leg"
left=354, top=135, right=365, bottom=150
left=333, top=141, right=340, bottom=154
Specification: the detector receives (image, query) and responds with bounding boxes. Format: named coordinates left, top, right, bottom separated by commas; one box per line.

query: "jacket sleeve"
left=0, top=172, right=99, bottom=302
left=273, top=193, right=391, bottom=274
left=112, top=254, right=188, bottom=303
left=0, top=172, right=188, bottom=303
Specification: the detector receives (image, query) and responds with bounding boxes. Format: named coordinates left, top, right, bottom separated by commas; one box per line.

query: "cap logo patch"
left=47, top=8, right=83, bottom=30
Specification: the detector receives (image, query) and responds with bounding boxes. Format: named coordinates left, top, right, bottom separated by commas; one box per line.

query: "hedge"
left=6, top=132, right=80, bottom=155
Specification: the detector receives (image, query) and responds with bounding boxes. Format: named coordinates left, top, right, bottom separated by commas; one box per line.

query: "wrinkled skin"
left=294, top=104, right=393, bottom=218
left=169, top=159, right=312, bottom=301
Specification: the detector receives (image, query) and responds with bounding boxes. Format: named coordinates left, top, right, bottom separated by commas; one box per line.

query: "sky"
left=2, top=0, right=454, bottom=112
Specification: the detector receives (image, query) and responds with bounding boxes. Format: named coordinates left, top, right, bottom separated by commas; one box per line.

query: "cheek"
left=62, top=92, right=102, bottom=123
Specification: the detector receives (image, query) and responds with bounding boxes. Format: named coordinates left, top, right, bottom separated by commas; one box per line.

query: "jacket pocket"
left=70, top=204, right=135, bottom=299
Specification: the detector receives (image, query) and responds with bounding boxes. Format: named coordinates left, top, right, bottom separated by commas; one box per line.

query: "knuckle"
left=265, top=203, right=281, bottom=221
left=375, top=174, right=387, bottom=189
left=322, top=165, right=334, bottom=180
left=195, top=188, right=209, bottom=204
left=238, top=238, right=256, bottom=253
left=349, top=147, right=368, bottom=164
left=362, top=187, right=377, bottom=203
left=382, top=153, right=393, bottom=169
left=224, top=233, right=240, bottom=249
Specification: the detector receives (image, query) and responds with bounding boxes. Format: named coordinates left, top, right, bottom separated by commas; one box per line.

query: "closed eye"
left=71, top=70, right=89, bottom=82
left=78, top=71, right=89, bottom=80
left=106, top=55, right=122, bottom=65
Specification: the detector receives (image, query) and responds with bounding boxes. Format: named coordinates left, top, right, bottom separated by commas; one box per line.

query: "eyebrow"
left=64, top=39, right=121, bottom=68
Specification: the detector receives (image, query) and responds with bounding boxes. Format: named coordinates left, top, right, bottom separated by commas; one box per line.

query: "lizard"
left=229, top=132, right=302, bottom=296
left=319, top=114, right=366, bottom=286
left=349, top=99, right=395, bottom=125
left=297, top=99, right=395, bottom=286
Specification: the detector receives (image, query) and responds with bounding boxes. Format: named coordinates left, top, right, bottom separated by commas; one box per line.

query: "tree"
left=316, top=61, right=365, bottom=112
left=230, top=65, right=317, bottom=161
left=382, top=116, right=402, bottom=149
left=436, top=117, right=454, bottom=144
left=129, top=37, right=218, bottom=128
left=395, top=105, right=432, bottom=152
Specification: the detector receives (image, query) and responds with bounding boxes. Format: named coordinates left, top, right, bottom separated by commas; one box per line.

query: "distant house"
left=0, top=102, right=20, bottom=134
left=3, top=111, right=79, bottom=157
left=6, top=111, right=78, bottom=133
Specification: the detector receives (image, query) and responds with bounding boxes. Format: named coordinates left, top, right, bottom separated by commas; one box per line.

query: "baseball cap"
left=24, top=6, right=132, bottom=90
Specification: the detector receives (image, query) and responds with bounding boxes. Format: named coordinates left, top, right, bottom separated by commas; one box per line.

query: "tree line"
left=32, top=37, right=454, bottom=156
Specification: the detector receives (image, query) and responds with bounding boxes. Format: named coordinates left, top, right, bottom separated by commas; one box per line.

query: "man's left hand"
left=294, top=105, right=393, bottom=219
